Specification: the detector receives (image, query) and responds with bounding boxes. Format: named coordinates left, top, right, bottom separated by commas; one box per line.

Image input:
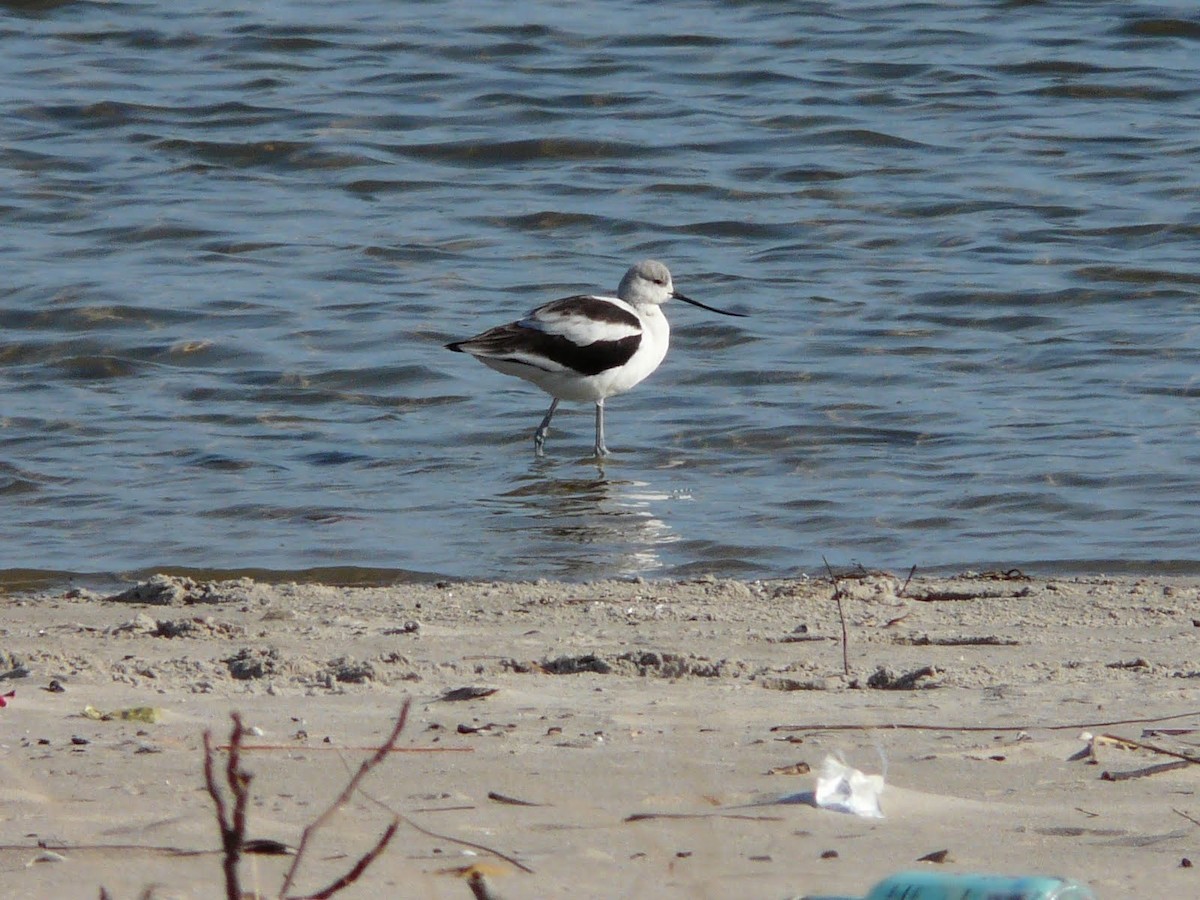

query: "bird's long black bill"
left=673, top=291, right=748, bottom=317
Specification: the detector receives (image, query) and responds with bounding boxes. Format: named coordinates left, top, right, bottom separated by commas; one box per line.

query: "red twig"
left=217, top=744, right=469, bottom=753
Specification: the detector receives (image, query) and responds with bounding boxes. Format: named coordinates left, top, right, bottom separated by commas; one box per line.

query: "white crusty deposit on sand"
left=2, top=572, right=1200, bottom=898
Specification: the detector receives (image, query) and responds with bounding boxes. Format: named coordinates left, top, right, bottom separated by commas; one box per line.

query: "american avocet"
left=445, top=260, right=747, bottom=457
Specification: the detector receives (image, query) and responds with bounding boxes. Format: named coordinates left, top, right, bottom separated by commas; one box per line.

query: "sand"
left=2, top=570, right=1199, bottom=898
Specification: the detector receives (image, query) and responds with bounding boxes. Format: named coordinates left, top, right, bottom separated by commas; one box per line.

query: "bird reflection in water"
left=493, top=471, right=680, bottom=577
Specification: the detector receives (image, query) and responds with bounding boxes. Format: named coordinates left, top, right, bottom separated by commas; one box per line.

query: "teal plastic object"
left=806, top=870, right=1097, bottom=900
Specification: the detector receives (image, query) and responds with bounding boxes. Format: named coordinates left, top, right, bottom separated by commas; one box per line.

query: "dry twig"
left=624, top=812, right=784, bottom=823
left=895, top=634, right=1018, bottom=647
left=203, top=713, right=251, bottom=900
left=1097, top=733, right=1200, bottom=766
left=289, top=821, right=399, bottom=900
left=355, top=784, right=536, bottom=875
left=1174, top=808, right=1200, bottom=829
left=487, top=791, right=543, bottom=807
left=217, top=743, right=470, bottom=753
left=278, top=701, right=412, bottom=898
left=1101, top=760, right=1189, bottom=782
left=200, top=704, right=413, bottom=900
left=467, top=871, right=504, bottom=900
left=771, top=710, right=1200, bottom=734
left=822, top=557, right=850, bottom=676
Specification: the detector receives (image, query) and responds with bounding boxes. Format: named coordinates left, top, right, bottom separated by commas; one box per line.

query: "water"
left=2, top=0, right=1199, bottom=584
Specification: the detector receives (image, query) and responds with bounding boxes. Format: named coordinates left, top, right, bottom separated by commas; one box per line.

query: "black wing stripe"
left=454, top=327, right=641, bottom=376
left=521, top=330, right=641, bottom=376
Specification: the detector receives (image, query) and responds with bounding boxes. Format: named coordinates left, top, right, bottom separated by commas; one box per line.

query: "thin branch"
left=771, top=709, right=1200, bottom=734
left=278, top=701, right=412, bottom=898
left=821, top=555, right=837, bottom=585
left=624, top=812, right=784, bottom=823
left=356, top=782, right=535, bottom=875
left=287, top=821, right=399, bottom=900
left=468, top=871, right=504, bottom=900
left=202, top=729, right=228, bottom=834
left=487, top=791, right=542, bottom=807
left=397, top=810, right=535, bottom=875
left=1101, top=760, right=1189, bottom=782
left=1098, top=733, right=1200, bottom=765
left=227, top=715, right=250, bottom=895
left=835, top=593, right=849, bottom=675
left=1174, top=808, right=1200, bottom=829
left=20, top=842, right=209, bottom=857
left=218, top=744, right=470, bottom=753
left=204, top=714, right=251, bottom=900
left=822, top=556, right=850, bottom=676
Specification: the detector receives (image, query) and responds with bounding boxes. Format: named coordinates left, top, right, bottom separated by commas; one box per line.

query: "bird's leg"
left=534, top=398, right=559, bottom=457
left=593, top=399, right=608, bottom=457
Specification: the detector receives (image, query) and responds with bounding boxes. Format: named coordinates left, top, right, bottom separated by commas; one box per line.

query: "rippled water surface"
left=3, top=1, right=1199, bottom=583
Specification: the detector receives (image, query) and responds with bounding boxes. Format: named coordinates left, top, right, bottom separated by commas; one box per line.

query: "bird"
left=445, top=259, right=747, bottom=457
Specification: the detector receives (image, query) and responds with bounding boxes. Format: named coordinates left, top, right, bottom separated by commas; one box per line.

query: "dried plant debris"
left=0, top=651, right=30, bottom=681
left=973, top=569, right=1032, bottom=581
left=82, top=705, right=163, bottom=723
left=439, top=686, right=500, bottom=702
left=1090, top=731, right=1200, bottom=781
left=325, top=656, right=375, bottom=684
left=908, top=586, right=1032, bottom=602
left=766, top=762, right=812, bottom=776
left=895, top=634, right=1019, bottom=647
left=537, top=653, right=613, bottom=675
left=225, top=647, right=281, bottom=680
left=537, top=651, right=747, bottom=679
left=865, top=665, right=940, bottom=690
left=1101, top=761, right=1190, bottom=781
left=1036, top=826, right=1125, bottom=838
left=759, top=676, right=830, bottom=692
left=1107, top=658, right=1151, bottom=670
left=242, top=837, right=295, bottom=856
left=775, top=632, right=831, bottom=644
left=487, top=790, right=544, bottom=806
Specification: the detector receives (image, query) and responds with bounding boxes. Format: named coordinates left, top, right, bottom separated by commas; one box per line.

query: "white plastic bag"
left=813, top=753, right=885, bottom=818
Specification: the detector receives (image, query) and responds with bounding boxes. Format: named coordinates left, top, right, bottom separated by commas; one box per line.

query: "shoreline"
left=11, top=557, right=1200, bottom=594
left=3, top=571, right=1200, bottom=897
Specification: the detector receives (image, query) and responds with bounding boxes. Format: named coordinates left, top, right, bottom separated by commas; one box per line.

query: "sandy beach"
left=3, top=570, right=1199, bottom=898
